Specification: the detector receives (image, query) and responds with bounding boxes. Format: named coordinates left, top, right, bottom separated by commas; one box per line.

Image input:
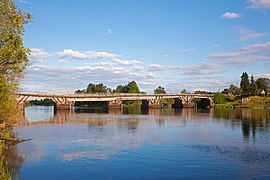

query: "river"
left=4, top=106, right=270, bottom=179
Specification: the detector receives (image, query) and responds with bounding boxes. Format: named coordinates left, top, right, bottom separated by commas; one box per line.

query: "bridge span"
left=16, top=92, right=214, bottom=110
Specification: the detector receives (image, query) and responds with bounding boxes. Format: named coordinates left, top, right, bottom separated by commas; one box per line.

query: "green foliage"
left=114, top=85, right=126, bottom=93
left=0, top=0, right=31, bottom=85
left=112, top=81, right=141, bottom=106
left=74, top=89, right=85, bottom=94
left=0, top=155, right=11, bottom=180
left=27, top=98, right=55, bottom=106
left=181, top=89, right=189, bottom=94
left=86, top=83, right=110, bottom=93
left=256, top=78, right=268, bottom=92
left=0, top=0, right=31, bottom=122
left=214, top=93, right=226, bottom=104
left=0, top=74, right=16, bottom=123
left=126, top=81, right=140, bottom=93
left=161, top=98, right=173, bottom=107
left=75, top=83, right=111, bottom=94
left=250, top=75, right=259, bottom=96
left=154, top=86, right=166, bottom=94
left=240, top=72, right=250, bottom=96
left=228, top=84, right=242, bottom=95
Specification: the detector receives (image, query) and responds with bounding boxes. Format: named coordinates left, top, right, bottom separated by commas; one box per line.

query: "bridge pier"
left=172, top=96, right=196, bottom=108
left=106, top=100, right=123, bottom=109
left=208, top=98, right=214, bottom=107
left=55, top=103, right=74, bottom=110
left=141, top=99, right=162, bottom=109
left=17, top=103, right=25, bottom=111
left=182, top=102, right=196, bottom=108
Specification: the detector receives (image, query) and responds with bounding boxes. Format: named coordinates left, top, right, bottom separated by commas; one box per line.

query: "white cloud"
left=106, top=28, right=112, bottom=35
left=112, top=58, right=143, bottom=66
left=257, top=73, right=270, bottom=79
left=247, top=0, right=270, bottom=10
left=18, top=0, right=28, bottom=3
left=29, top=48, right=50, bottom=62
left=22, top=53, right=153, bottom=93
left=94, top=58, right=143, bottom=67
left=209, top=41, right=270, bottom=65
left=57, top=49, right=118, bottom=60
left=149, top=64, right=180, bottom=71
left=149, top=63, right=222, bottom=75
left=181, top=48, right=195, bottom=53
left=21, top=45, right=270, bottom=94
left=221, top=12, right=241, bottom=19
left=237, top=27, right=267, bottom=41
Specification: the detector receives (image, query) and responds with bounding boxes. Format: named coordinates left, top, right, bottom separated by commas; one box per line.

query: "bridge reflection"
left=16, top=107, right=270, bottom=142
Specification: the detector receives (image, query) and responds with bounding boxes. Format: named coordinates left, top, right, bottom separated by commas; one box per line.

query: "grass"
left=215, top=96, right=270, bottom=109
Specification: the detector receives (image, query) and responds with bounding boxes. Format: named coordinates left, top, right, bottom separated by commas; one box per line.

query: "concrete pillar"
left=108, top=108, right=123, bottom=115
left=55, top=103, right=74, bottom=110
left=106, top=100, right=123, bottom=109
left=182, top=102, right=196, bottom=108
left=17, top=103, right=25, bottom=111
left=208, top=98, right=214, bottom=107
left=141, top=100, right=162, bottom=109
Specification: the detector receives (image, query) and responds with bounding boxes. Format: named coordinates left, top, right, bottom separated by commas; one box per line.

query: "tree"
left=114, top=85, right=126, bottom=93
left=126, top=81, right=140, bottom=93
left=250, top=75, right=258, bottom=96
left=86, top=83, right=109, bottom=93
left=75, top=89, right=86, bottom=94
left=154, top=86, right=166, bottom=94
left=228, top=84, right=242, bottom=95
left=240, top=72, right=250, bottom=96
left=0, top=0, right=31, bottom=122
left=214, top=93, right=226, bottom=104
left=181, top=89, right=189, bottom=94
left=256, top=78, right=268, bottom=92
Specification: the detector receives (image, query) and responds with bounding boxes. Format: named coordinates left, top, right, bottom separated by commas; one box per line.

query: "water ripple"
left=190, top=144, right=270, bottom=163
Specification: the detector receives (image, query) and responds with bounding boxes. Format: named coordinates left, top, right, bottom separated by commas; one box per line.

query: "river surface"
left=7, top=107, right=270, bottom=179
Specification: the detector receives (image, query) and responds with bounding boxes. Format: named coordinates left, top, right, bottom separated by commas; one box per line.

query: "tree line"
left=75, top=80, right=141, bottom=94
left=223, top=72, right=270, bottom=96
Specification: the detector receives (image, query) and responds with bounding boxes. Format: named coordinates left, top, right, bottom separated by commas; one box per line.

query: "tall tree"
left=86, top=83, right=109, bottom=93
left=240, top=72, right=250, bottom=96
left=114, top=85, right=126, bottom=93
left=256, top=78, right=268, bottom=92
left=250, top=75, right=258, bottom=96
left=154, top=86, right=166, bottom=94
left=126, top=81, right=140, bottom=93
left=0, top=0, right=31, bottom=122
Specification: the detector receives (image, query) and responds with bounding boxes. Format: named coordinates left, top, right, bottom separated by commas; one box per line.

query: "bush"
left=214, top=93, right=226, bottom=104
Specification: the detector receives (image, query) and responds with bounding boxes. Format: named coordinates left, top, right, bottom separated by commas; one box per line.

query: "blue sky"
left=17, top=0, right=270, bottom=93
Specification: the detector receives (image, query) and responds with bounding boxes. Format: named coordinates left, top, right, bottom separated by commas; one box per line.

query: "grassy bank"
left=215, top=96, right=270, bottom=109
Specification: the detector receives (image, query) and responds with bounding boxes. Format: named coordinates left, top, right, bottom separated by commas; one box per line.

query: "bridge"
left=16, top=92, right=214, bottom=110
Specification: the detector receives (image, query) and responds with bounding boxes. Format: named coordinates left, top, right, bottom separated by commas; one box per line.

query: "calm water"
left=6, top=107, right=270, bottom=179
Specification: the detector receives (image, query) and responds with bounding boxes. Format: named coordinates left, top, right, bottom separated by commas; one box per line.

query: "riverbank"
left=215, top=96, right=270, bottom=109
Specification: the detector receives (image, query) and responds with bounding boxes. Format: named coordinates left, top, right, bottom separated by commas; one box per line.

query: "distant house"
left=222, top=89, right=230, bottom=94
left=222, top=89, right=236, bottom=95
left=259, top=90, right=266, bottom=96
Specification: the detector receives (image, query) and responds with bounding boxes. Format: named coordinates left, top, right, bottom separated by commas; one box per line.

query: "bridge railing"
left=16, top=92, right=214, bottom=98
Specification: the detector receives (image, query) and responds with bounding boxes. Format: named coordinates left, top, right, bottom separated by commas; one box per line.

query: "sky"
left=16, top=0, right=270, bottom=93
